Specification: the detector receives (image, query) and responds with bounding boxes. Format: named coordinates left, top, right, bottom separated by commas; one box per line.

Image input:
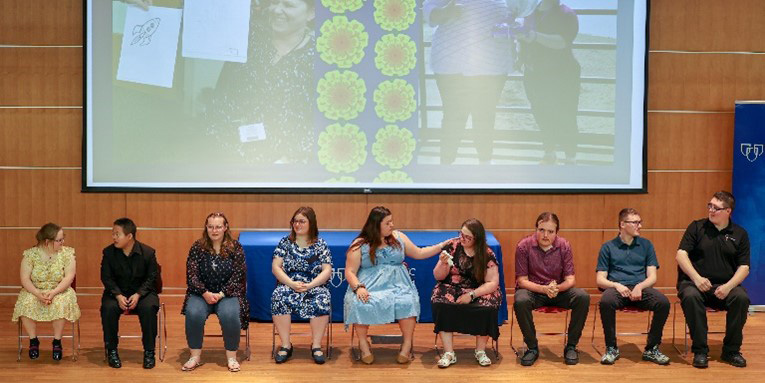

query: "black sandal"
left=29, top=337, right=40, bottom=360
left=311, top=347, right=326, bottom=364
left=274, top=344, right=293, bottom=364
left=52, top=339, right=63, bottom=361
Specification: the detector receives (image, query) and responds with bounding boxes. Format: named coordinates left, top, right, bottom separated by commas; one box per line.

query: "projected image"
left=87, top=0, right=646, bottom=191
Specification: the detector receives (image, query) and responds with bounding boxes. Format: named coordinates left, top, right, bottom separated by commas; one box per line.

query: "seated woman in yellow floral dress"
left=12, top=223, right=81, bottom=361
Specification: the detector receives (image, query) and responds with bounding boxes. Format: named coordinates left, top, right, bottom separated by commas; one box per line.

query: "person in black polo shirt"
left=100, top=217, right=160, bottom=369
left=596, top=208, right=670, bottom=365
left=676, top=191, right=750, bottom=368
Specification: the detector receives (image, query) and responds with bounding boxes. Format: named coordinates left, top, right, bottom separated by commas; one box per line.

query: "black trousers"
left=677, top=280, right=749, bottom=355
left=513, top=288, right=590, bottom=349
left=100, top=293, right=159, bottom=351
left=599, top=286, right=670, bottom=349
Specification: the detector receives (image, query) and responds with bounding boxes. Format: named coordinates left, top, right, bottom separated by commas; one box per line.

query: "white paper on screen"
left=182, top=0, right=251, bottom=63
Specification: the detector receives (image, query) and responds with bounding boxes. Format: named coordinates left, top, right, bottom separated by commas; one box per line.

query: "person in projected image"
left=516, top=0, right=582, bottom=165
left=513, top=212, right=590, bottom=366
left=201, top=0, right=315, bottom=165
left=344, top=206, right=453, bottom=365
left=676, top=191, right=750, bottom=368
left=424, top=0, right=515, bottom=165
left=181, top=212, right=249, bottom=372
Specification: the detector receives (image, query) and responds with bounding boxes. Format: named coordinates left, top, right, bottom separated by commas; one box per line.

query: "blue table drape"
left=240, top=231, right=509, bottom=323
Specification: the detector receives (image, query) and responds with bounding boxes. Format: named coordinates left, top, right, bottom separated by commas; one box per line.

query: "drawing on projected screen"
left=130, top=18, right=161, bottom=46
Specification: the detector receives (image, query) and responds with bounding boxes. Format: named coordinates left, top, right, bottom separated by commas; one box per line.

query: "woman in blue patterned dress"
left=344, top=206, right=451, bottom=364
left=271, top=207, right=332, bottom=364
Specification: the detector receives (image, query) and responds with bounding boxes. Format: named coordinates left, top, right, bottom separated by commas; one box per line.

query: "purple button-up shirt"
left=515, top=234, right=575, bottom=287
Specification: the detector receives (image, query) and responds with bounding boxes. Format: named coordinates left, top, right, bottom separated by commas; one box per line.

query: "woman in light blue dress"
left=344, top=206, right=451, bottom=364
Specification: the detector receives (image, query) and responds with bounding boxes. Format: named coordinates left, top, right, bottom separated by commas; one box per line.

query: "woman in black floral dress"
left=181, top=212, right=249, bottom=372
left=202, top=0, right=316, bottom=164
left=431, top=218, right=501, bottom=368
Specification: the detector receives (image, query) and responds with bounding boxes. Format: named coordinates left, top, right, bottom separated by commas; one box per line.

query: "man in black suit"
left=101, top=217, right=160, bottom=369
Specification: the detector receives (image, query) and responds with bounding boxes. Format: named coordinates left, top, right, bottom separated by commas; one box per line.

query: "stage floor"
left=1, top=298, right=762, bottom=382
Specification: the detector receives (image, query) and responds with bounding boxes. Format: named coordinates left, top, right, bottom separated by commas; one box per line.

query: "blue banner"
left=732, top=101, right=765, bottom=306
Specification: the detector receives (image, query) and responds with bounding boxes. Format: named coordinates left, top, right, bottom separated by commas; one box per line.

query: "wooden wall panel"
left=0, top=48, right=82, bottom=106
left=648, top=52, right=765, bottom=111
left=135, top=230, right=200, bottom=289
left=367, top=194, right=607, bottom=230
left=0, top=169, right=125, bottom=227
left=647, top=112, right=734, bottom=170
left=650, top=0, right=765, bottom=52
left=126, top=193, right=368, bottom=229
left=604, top=171, right=731, bottom=229
left=0, top=0, right=82, bottom=46
left=0, top=109, right=82, bottom=166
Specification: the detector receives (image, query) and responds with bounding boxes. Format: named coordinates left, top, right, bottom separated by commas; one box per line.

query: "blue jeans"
left=184, top=295, right=241, bottom=351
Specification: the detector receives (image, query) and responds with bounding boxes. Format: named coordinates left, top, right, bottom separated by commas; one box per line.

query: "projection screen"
left=85, top=0, right=648, bottom=193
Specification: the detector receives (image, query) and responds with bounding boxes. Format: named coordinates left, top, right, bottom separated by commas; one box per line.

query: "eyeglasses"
left=623, top=220, right=642, bottom=226
left=459, top=232, right=474, bottom=241
left=206, top=225, right=226, bottom=231
left=54, top=237, right=66, bottom=243
left=707, top=203, right=728, bottom=212
left=292, top=219, right=309, bottom=225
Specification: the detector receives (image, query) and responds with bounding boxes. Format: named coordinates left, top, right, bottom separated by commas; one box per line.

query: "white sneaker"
left=437, top=351, right=456, bottom=368
left=475, top=350, right=491, bottom=366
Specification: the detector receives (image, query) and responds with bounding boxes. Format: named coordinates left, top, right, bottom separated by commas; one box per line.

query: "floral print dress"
left=12, top=246, right=81, bottom=322
left=271, top=237, right=333, bottom=318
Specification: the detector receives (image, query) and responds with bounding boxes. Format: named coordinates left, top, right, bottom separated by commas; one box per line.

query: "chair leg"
left=161, top=303, right=167, bottom=362
left=672, top=301, right=684, bottom=356
left=509, top=305, right=520, bottom=357
left=350, top=324, right=360, bottom=361
left=563, top=310, right=570, bottom=346
left=245, top=327, right=251, bottom=361
left=71, top=320, right=78, bottom=361
left=271, top=323, right=277, bottom=359
left=17, top=321, right=22, bottom=362
left=325, top=320, right=333, bottom=360
left=434, top=333, right=441, bottom=358
left=591, top=303, right=601, bottom=356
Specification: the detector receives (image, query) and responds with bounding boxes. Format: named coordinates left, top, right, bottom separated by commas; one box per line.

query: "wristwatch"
left=352, top=283, right=366, bottom=293
left=469, top=291, right=476, bottom=301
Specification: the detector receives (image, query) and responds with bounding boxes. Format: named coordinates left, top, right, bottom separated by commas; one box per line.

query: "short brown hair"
left=35, top=222, right=62, bottom=246
left=535, top=212, right=559, bottom=232
left=288, top=206, right=319, bottom=244
left=618, top=208, right=640, bottom=225
left=713, top=191, right=735, bottom=210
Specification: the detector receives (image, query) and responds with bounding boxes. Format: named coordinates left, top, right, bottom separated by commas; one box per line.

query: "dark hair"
left=199, top=212, right=235, bottom=257
left=35, top=222, right=62, bottom=246
left=535, top=212, right=560, bottom=232
left=462, top=218, right=491, bottom=283
left=349, top=206, right=399, bottom=265
left=288, top=206, right=319, bottom=244
left=713, top=190, right=735, bottom=210
left=113, top=217, right=137, bottom=238
left=618, top=208, right=640, bottom=226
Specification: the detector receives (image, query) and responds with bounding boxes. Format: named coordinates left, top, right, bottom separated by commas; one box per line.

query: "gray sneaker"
left=600, top=346, right=620, bottom=365
left=642, top=345, right=670, bottom=365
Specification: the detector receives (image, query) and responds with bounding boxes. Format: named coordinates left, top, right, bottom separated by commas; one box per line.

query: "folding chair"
left=672, top=301, right=725, bottom=356
left=590, top=305, right=652, bottom=355
left=509, top=305, right=570, bottom=356
left=17, top=277, right=80, bottom=362
left=103, top=264, right=167, bottom=362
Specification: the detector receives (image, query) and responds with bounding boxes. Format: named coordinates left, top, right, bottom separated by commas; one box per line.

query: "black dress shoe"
left=520, top=348, right=539, bottom=366
left=106, top=349, right=122, bottom=368
left=274, top=344, right=293, bottom=364
left=143, top=350, right=156, bottom=369
left=311, top=348, right=326, bottom=365
left=29, top=337, right=40, bottom=360
left=692, top=353, right=708, bottom=368
left=721, top=352, right=747, bottom=367
left=52, top=339, right=63, bottom=361
left=564, top=345, right=579, bottom=365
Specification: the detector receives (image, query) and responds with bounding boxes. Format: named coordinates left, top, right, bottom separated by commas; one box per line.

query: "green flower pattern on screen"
left=318, top=123, right=368, bottom=173
left=373, top=0, right=416, bottom=31
left=373, top=79, right=416, bottom=123
left=317, top=16, right=369, bottom=69
left=372, top=125, right=415, bottom=169
left=321, top=0, right=364, bottom=14
left=317, top=70, right=367, bottom=121
left=375, top=34, right=416, bottom=77
left=374, top=170, right=413, bottom=183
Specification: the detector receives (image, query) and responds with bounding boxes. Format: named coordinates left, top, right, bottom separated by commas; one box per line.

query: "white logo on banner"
left=740, top=143, right=764, bottom=162
left=328, top=266, right=417, bottom=288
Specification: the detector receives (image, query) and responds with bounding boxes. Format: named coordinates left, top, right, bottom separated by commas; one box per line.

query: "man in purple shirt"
left=514, top=212, right=590, bottom=366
